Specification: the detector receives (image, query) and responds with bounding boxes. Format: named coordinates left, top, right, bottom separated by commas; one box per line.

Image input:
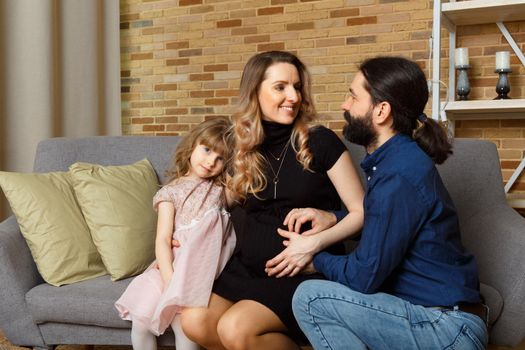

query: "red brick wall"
left=119, top=0, right=435, bottom=135
left=119, top=0, right=525, bottom=196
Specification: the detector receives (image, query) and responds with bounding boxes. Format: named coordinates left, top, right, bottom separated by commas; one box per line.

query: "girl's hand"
left=264, top=228, right=320, bottom=278
left=284, top=208, right=337, bottom=235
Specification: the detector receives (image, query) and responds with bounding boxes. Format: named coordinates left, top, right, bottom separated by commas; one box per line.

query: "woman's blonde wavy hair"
left=165, top=117, right=234, bottom=186
left=230, top=51, right=316, bottom=200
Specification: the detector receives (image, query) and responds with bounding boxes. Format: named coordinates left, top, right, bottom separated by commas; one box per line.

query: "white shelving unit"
left=442, top=0, right=525, bottom=26
left=442, top=99, right=525, bottom=120
left=431, top=0, right=525, bottom=203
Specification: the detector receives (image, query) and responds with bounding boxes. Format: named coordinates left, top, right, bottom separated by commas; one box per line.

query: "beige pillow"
left=0, top=171, right=107, bottom=286
left=69, top=159, right=159, bottom=281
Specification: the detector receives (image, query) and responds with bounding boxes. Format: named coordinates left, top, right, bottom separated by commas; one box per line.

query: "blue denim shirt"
left=314, top=134, right=481, bottom=307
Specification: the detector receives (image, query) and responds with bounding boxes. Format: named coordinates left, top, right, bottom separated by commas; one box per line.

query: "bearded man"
left=292, top=57, right=488, bottom=350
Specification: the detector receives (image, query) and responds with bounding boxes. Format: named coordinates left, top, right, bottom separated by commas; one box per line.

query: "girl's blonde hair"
left=230, top=51, right=316, bottom=200
left=165, top=117, right=234, bottom=185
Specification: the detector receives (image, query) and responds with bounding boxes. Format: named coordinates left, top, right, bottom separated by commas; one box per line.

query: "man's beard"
left=342, top=110, right=377, bottom=148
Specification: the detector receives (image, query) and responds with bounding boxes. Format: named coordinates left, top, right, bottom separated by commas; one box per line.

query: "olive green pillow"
left=0, top=171, right=107, bottom=286
left=69, top=159, right=159, bottom=281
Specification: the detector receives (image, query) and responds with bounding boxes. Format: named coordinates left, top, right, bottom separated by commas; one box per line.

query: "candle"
left=455, top=47, right=469, bottom=67
left=496, top=51, right=510, bottom=70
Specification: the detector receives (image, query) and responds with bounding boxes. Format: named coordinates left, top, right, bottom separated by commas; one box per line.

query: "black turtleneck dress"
left=213, top=120, right=347, bottom=342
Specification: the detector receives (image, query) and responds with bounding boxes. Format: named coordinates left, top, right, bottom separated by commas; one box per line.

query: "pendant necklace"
left=266, top=140, right=289, bottom=161
left=264, top=139, right=291, bottom=199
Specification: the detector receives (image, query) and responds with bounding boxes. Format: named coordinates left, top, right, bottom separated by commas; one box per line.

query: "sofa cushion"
left=0, top=171, right=106, bottom=286
left=26, top=275, right=133, bottom=328
left=480, top=282, right=503, bottom=326
left=69, top=159, right=159, bottom=281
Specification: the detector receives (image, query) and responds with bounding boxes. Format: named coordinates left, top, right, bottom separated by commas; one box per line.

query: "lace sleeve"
left=152, top=185, right=176, bottom=211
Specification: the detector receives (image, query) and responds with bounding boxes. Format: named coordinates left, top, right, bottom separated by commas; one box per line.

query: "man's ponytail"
left=413, top=114, right=452, bottom=165
left=360, top=57, right=453, bottom=164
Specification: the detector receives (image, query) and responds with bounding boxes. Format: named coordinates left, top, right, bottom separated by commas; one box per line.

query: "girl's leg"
left=171, top=313, right=202, bottom=350
left=181, top=293, right=234, bottom=350
left=131, top=321, right=156, bottom=350
left=217, top=300, right=300, bottom=350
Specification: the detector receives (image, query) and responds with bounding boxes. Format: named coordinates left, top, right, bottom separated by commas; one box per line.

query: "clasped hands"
left=168, top=207, right=336, bottom=278
left=264, top=207, right=336, bottom=278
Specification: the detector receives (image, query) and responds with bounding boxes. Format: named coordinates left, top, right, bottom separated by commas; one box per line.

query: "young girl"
left=115, top=117, right=237, bottom=350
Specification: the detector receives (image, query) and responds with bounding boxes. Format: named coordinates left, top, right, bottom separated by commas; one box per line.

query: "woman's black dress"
left=213, top=120, right=347, bottom=342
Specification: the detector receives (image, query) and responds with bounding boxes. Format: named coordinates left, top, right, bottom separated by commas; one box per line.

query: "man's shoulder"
left=379, top=141, right=436, bottom=191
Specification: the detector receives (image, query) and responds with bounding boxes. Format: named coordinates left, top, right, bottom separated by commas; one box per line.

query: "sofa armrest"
left=0, top=216, right=46, bottom=347
left=471, top=205, right=525, bottom=347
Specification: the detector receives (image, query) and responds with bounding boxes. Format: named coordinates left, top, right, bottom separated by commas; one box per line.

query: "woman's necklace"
left=264, top=139, right=291, bottom=199
left=265, top=140, right=289, bottom=161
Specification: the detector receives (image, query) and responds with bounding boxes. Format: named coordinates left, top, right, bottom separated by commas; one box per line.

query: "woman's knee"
left=217, top=311, right=251, bottom=350
left=181, top=308, right=214, bottom=342
left=217, top=301, right=283, bottom=350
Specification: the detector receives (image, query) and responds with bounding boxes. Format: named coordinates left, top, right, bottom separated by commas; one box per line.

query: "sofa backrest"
left=33, top=136, right=508, bottom=241
left=34, top=136, right=182, bottom=184
left=34, top=135, right=509, bottom=253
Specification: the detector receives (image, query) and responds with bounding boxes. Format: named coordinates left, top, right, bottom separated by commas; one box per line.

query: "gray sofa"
left=1, top=136, right=524, bottom=349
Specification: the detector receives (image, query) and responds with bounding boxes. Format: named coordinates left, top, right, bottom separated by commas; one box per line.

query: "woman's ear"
left=374, top=101, right=391, bottom=125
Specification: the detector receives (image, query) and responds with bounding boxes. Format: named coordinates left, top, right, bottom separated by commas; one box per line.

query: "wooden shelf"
left=507, top=193, right=525, bottom=209
left=442, top=99, right=525, bottom=120
left=442, top=0, right=525, bottom=26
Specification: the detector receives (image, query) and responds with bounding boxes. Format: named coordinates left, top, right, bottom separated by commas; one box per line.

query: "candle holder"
left=456, top=65, right=471, bottom=101
left=494, top=68, right=512, bottom=100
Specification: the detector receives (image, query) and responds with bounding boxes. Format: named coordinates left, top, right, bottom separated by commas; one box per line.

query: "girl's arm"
left=155, top=201, right=176, bottom=288
left=265, top=151, right=365, bottom=277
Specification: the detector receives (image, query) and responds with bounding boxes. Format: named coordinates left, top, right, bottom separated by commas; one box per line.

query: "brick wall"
left=119, top=0, right=525, bottom=195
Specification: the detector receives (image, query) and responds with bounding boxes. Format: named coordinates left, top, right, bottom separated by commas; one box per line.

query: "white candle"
left=496, top=51, right=510, bottom=70
left=455, top=47, right=469, bottom=67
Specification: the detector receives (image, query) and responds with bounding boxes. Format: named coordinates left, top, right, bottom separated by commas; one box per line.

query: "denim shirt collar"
left=360, top=133, right=410, bottom=174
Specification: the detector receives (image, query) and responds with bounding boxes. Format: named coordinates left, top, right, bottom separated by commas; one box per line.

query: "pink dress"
left=115, top=177, right=236, bottom=335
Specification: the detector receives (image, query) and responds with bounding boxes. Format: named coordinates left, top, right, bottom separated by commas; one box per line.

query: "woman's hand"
left=265, top=228, right=320, bottom=278
left=284, top=207, right=337, bottom=235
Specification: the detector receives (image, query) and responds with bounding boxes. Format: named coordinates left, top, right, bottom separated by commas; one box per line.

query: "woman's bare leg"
left=181, top=293, right=234, bottom=350
left=217, top=300, right=300, bottom=350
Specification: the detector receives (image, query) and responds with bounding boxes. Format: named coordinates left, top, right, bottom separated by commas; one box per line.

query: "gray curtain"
left=0, top=0, right=122, bottom=220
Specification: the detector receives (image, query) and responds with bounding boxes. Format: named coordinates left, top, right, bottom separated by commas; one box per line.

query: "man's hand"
left=284, top=208, right=337, bottom=235
left=265, top=228, right=319, bottom=278
left=302, top=261, right=317, bottom=275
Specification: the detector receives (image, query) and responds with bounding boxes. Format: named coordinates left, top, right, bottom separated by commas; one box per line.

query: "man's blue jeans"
left=292, top=280, right=488, bottom=350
